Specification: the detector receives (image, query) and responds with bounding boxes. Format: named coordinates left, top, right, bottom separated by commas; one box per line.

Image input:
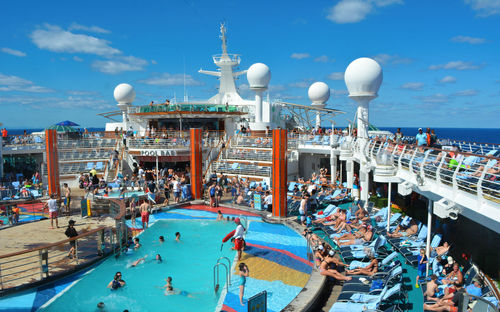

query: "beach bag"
left=210, top=187, right=216, bottom=197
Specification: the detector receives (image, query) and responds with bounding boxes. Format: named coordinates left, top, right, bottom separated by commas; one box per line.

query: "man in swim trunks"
left=140, top=200, right=150, bottom=229
left=232, top=218, right=245, bottom=261
left=44, top=194, right=59, bottom=229
left=425, top=274, right=441, bottom=301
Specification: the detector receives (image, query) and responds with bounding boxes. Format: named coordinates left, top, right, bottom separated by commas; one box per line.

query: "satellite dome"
left=308, top=82, right=330, bottom=104
left=247, top=63, right=271, bottom=90
left=114, top=83, right=136, bottom=103
left=344, top=58, right=383, bottom=97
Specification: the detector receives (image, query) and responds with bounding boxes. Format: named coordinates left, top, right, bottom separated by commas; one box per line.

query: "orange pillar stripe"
left=190, top=128, right=202, bottom=199
left=45, top=129, right=61, bottom=196
left=272, top=129, right=287, bottom=217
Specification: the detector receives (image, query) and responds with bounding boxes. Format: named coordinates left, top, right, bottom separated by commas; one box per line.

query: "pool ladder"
left=213, top=257, right=231, bottom=293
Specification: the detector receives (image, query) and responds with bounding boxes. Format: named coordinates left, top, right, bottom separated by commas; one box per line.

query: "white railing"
left=367, top=139, right=500, bottom=203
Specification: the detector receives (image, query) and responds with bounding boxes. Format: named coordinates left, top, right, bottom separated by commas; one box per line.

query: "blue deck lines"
left=221, top=221, right=313, bottom=312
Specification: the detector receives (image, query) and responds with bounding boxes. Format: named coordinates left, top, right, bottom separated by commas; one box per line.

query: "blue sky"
left=0, top=0, right=499, bottom=129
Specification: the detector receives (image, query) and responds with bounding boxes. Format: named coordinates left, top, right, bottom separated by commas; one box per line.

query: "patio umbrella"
left=47, top=125, right=77, bottom=132
left=55, top=120, right=80, bottom=127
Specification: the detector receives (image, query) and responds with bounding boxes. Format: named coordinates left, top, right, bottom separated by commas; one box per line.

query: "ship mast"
left=198, top=23, right=246, bottom=104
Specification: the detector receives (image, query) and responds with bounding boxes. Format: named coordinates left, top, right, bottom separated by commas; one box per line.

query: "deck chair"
left=341, top=266, right=403, bottom=293
left=86, top=162, right=94, bottom=170
left=330, top=284, right=403, bottom=312
left=389, top=224, right=427, bottom=248
left=95, top=162, right=103, bottom=170
left=403, top=234, right=442, bottom=265
left=345, top=260, right=402, bottom=286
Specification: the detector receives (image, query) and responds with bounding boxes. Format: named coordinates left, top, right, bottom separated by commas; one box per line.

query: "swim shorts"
left=141, top=212, right=149, bottom=223
left=50, top=211, right=58, bottom=218
left=235, top=238, right=244, bottom=250
left=418, top=269, right=426, bottom=278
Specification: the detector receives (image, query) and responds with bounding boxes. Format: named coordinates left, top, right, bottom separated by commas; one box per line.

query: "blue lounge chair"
left=95, top=162, right=103, bottom=170
left=329, top=284, right=403, bottom=312
left=86, top=162, right=94, bottom=170
left=340, top=266, right=403, bottom=293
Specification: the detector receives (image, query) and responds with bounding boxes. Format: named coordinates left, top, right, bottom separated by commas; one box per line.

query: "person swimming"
left=159, top=236, right=165, bottom=243
left=175, top=232, right=181, bottom=242
left=107, top=272, right=125, bottom=289
left=164, top=285, right=195, bottom=298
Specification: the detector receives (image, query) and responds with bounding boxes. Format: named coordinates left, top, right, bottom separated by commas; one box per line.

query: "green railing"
left=133, top=104, right=245, bottom=114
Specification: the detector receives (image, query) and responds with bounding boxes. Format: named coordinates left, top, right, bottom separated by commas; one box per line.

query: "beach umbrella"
left=56, top=120, right=80, bottom=127
left=47, top=124, right=77, bottom=132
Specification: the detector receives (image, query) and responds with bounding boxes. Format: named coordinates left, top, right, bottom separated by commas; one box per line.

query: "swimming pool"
left=39, top=219, right=236, bottom=312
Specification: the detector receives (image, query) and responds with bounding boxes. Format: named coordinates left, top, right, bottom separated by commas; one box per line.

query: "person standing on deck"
left=416, top=128, right=427, bottom=147
left=63, top=183, right=71, bottom=216
left=44, top=194, right=59, bottom=229
left=140, top=200, right=150, bottom=229
left=65, top=220, right=78, bottom=259
left=232, top=218, right=245, bottom=261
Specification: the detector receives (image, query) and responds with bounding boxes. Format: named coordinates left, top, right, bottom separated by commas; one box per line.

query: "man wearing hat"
left=65, top=220, right=78, bottom=259
left=231, top=218, right=245, bottom=261
left=416, top=128, right=427, bottom=147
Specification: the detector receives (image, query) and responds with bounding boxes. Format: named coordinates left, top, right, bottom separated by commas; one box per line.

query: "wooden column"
left=272, top=129, right=287, bottom=217
left=190, top=128, right=202, bottom=199
left=45, top=129, right=60, bottom=196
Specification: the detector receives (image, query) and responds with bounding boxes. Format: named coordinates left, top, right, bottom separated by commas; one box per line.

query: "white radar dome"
left=344, top=58, right=383, bottom=97
left=308, top=82, right=330, bottom=104
left=114, top=83, right=136, bottom=103
left=247, top=63, right=271, bottom=90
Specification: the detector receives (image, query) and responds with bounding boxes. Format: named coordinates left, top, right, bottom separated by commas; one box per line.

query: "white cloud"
left=0, top=94, right=114, bottom=110
left=314, top=55, right=330, bottom=63
left=291, top=53, right=310, bottom=60
left=289, top=78, right=315, bottom=88
left=464, top=0, right=500, bottom=17
left=372, top=54, right=412, bottom=65
left=453, top=89, right=478, bottom=96
left=151, top=60, right=158, bottom=65
left=269, top=84, right=286, bottom=92
left=451, top=35, right=486, bottom=44
left=439, top=76, right=457, bottom=84
left=1, top=47, right=26, bottom=57
left=92, top=56, right=148, bottom=74
left=415, top=93, right=449, bottom=103
left=429, top=61, right=482, bottom=70
left=68, top=23, right=111, bottom=34
left=328, top=72, right=344, bottom=80
left=280, top=95, right=304, bottom=100
left=73, top=56, right=83, bottom=62
left=327, top=0, right=402, bottom=24
left=330, top=89, right=348, bottom=97
left=0, top=73, right=53, bottom=93
left=400, top=82, right=424, bottom=90
left=138, top=73, right=202, bottom=86
left=31, top=24, right=120, bottom=56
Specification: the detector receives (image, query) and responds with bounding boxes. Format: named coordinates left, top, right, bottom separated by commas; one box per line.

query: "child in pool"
left=238, top=263, right=250, bottom=306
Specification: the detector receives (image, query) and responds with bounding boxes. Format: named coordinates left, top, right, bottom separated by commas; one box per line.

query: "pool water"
left=40, top=219, right=236, bottom=312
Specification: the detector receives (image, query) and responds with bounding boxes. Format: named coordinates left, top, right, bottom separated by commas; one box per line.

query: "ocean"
left=4, top=127, right=500, bottom=144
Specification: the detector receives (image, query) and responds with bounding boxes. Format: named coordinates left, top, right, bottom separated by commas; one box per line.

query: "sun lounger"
left=329, top=284, right=403, bottom=312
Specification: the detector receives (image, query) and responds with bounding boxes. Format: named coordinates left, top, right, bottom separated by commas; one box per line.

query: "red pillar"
left=45, top=129, right=60, bottom=197
left=272, top=129, right=287, bottom=217
left=190, top=128, right=202, bottom=199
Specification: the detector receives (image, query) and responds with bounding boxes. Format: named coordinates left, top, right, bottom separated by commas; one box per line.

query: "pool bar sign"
left=248, top=290, right=267, bottom=312
left=140, top=150, right=177, bottom=156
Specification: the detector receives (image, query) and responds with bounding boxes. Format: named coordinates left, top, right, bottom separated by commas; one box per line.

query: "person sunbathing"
left=425, top=274, right=441, bottom=301
left=346, top=254, right=378, bottom=276
left=387, top=219, right=418, bottom=238
left=338, top=226, right=373, bottom=246
left=442, top=263, right=463, bottom=285
left=319, top=253, right=352, bottom=281
left=423, top=282, right=464, bottom=312
left=433, top=242, right=450, bottom=257
left=334, top=225, right=367, bottom=243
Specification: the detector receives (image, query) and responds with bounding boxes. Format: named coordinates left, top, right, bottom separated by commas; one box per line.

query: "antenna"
left=220, top=23, right=228, bottom=55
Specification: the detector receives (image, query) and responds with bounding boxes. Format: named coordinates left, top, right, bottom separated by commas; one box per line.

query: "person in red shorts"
left=231, top=218, right=246, bottom=261
left=140, top=200, right=150, bottom=229
left=423, top=282, right=465, bottom=312
left=44, top=194, right=59, bottom=229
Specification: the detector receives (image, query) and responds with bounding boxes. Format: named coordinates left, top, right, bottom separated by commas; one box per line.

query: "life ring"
left=222, top=230, right=236, bottom=243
